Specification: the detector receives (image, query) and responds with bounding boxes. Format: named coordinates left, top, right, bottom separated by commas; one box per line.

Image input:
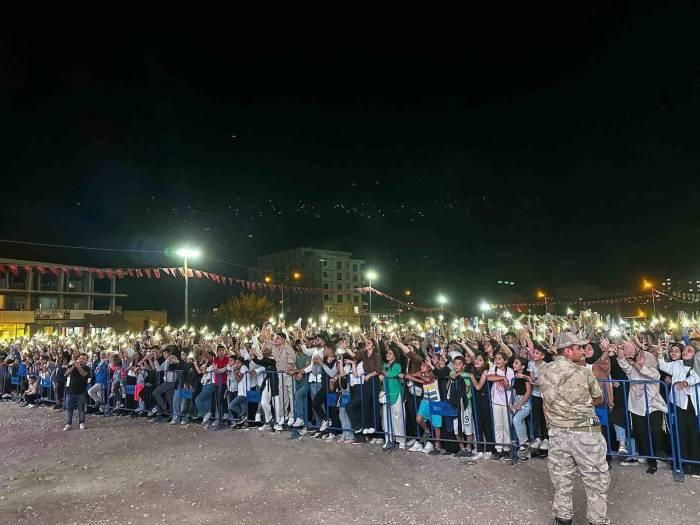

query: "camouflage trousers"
left=547, top=426, right=610, bottom=524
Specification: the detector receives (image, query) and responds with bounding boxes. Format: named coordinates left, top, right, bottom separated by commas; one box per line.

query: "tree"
left=216, top=293, right=274, bottom=326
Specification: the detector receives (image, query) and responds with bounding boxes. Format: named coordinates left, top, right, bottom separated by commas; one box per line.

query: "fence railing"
left=1, top=362, right=698, bottom=480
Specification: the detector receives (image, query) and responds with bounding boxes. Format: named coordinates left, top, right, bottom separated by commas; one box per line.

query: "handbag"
left=378, top=390, right=387, bottom=404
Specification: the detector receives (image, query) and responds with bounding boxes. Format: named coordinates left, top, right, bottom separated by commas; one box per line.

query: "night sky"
left=2, top=3, right=700, bottom=316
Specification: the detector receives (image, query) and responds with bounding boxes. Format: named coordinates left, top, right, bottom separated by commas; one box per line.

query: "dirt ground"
left=0, top=403, right=697, bottom=525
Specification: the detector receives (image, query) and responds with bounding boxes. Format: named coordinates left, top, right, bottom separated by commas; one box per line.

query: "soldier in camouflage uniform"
left=538, top=332, right=610, bottom=525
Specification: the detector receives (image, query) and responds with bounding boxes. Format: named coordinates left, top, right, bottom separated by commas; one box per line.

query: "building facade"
left=254, top=247, right=365, bottom=323
left=0, top=258, right=165, bottom=338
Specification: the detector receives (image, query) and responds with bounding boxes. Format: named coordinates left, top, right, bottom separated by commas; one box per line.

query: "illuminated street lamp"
left=264, top=275, right=273, bottom=284
left=642, top=279, right=656, bottom=316
left=536, top=290, right=549, bottom=313
left=479, top=301, right=491, bottom=312
left=366, top=270, right=378, bottom=318
left=175, top=247, right=201, bottom=327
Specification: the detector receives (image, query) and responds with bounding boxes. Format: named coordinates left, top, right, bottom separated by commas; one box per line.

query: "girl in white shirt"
left=486, top=352, right=514, bottom=460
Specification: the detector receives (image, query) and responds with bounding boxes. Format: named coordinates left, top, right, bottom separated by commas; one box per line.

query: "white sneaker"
left=482, top=451, right=492, bottom=460
left=324, top=433, right=336, bottom=442
left=292, top=418, right=305, bottom=427
left=180, top=420, right=187, bottom=426
left=258, top=423, right=272, bottom=431
left=362, top=428, right=369, bottom=434
left=27, top=404, right=35, bottom=408
left=371, top=438, right=383, bottom=444
left=148, top=407, right=158, bottom=417
left=273, top=424, right=284, bottom=431
left=63, top=424, right=71, bottom=431
left=169, top=420, right=178, bottom=425
left=422, top=442, right=434, bottom=454
left=539, top=439, right=549, bottom=451
left=531, top=438, right=542, bottom=450
left=406, top=439, right=417, bottom=448
left=79, top=423, right=85, bottom=430
left=299, top=428, right=310, bottom=436
left=366, top=427, right=376, bottom=434
left=319, top=420, right=330, bottom=432
left=286, top=416, right=295, bottom=426
left=618, top=445, right=628, bottom=456
left=473, top=451, right=485, bottom=461
left=255, top=413, right=262, bottom=422
left=398, top=442, right=406, bottom=450
left=409, top=441, right=424, bottom=452
left=202, top=414, right=212, bottom=426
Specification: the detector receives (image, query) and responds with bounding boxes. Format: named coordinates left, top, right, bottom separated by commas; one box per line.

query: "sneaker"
left=286, top=416, right=295, bottom=426
left=429, top=447, right=447, bottom=456
left=255, top=413, right=262, bottom=422
left=370, top=438, right=383, bottom=444
left=398, top=442, right=406, bottom=450
left=63, top=424, right=71, bottom=431
left=258, top=423, right=272, bottom=431
left=148, top=407, right=158, bottom=417
left=273, top=424, right=284, bottom=432
left=620, top=458, right=638, bottom=466
left=638, top=457, right=647, bottom=464
left=422, top=442, right=434, bottom=454
left=531, top=438, right=542, bottom=450
left=292, top=418, right=305, bottom=428
left=324, top=433, right=337, bottom=442
left=539, top=439, right=549, bottom=451
left=169, top=420, right=178, bottom=425
left=690, top=473, right=700, bottom=479
left=299, top=428, right=310, bottom=436
left=79, top=423, right=85, bottom=430
left=180, top=420, right=187, bottom=426
left=456, top=449, right=472, bottom=458
left=26, top=404, right=35, bottom=408
left=473, top=451, right=485, bottom=461
left=202, top=413, right=212, bottom=426
left=362, top=428, right=370, bottom=434
left=618, top=445, right=628, bottom=456
left=483, top=451, right=492, bottom=460
left=409, top=441, right=424, bottom=452
left=366, top=427, right=376, bottom=434
left=406, top=439, right=417, bottom=448
left=491, top=451, right=503, bottom=461
left=382, top=441, right=395, bottom=450
left=319, top=420, right=330, bottom=432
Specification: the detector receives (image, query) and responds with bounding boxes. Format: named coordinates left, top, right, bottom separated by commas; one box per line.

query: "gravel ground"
left=0, top=402, right=697, bottom=525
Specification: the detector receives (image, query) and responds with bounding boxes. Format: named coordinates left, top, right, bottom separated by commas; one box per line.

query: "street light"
left=175, top=247, right=201, bottom=327
left=264, top=275, right=273, bottom=284
left=642, top=279, right=656, bottom=316
left=479, top=301, right=491, bottom=312
left=366, top=270, right=378, bottom=319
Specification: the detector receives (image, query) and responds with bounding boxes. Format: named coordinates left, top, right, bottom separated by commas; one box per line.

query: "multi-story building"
left=254, top=247, right=365, bottom=323
left=660, top=277, right=700, bottom=293
left=0, top=257, right=166, bottom=338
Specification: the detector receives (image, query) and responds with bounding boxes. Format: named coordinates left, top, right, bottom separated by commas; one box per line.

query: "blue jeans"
left=339, top=404, right=353, bottom=441
left=512, top=395, right=531, bottom=445
left=170, top=389, right=182, bottom=422
left=293, top=378, right=309, bottom=424
left=65, top=392, right=86, bottom=426
left=229, top=395, right=247, bottom=420
left=614, top=424, right=637, bottom=454
left=195, top=383, right=215, bottom=417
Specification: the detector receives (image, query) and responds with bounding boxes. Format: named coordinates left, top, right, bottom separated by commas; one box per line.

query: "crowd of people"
left=1, top=314, right=699, bottom=478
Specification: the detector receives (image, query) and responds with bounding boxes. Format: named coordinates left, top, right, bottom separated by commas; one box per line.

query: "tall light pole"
left=366, top=270, right=378, bottom=321
left=536, top=290, right=548, bottom=313
left=176, top=247, right=201, bottom=328
left=643, top=279, right=656, bottom=317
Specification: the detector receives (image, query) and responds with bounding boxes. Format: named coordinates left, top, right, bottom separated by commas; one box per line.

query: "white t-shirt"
left=237, top=365, right=249, bottom=396
left=527, top=360, right=543, bottom=397
left=489, top=365, right=514, bottom=406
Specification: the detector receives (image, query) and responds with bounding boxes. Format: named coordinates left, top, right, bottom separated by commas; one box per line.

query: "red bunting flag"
left=49, top=267, right=59, bottom=276
left=36, top=266, right=47, bottom=274
left=115, top=269, right=125, bottom=279
left=203, top=272, right=211, bottom=280
left=9, top=264, right=18, bottom=276
left=153, top=269, right=160, bottom=279
left=194, top=270, right=202, bottom=279
left=95, top=269, right=104, bottom=279
left=105, top=270, right=114, bottom=279
left=144, top=269, right=152, bottom=279
left=135, top=269, right=143, bottom=278
left=168, top=268, right=177, bottom=276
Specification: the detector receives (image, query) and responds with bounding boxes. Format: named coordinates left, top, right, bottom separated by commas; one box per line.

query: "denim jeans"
left=229, top=395, right=248, bottom=420
left=339, top=405, right=353, bottom=441
left=293, top=378, right=309, bottom=424
left=65, top=392, right=86, bottom=426
left=170, top=388, right=182, bottom=422
left=512, top=395, right=531, bottom=446
left=195, top=383, right=216, bottom=417
left=614, top=424, right=637, bottom=454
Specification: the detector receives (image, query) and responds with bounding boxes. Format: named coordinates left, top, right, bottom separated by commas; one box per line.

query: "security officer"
left=538, top=332, right=610, bottom=525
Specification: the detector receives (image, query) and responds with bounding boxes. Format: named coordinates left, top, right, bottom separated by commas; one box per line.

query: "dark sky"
left=2, top=3, right=700, bottom=315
